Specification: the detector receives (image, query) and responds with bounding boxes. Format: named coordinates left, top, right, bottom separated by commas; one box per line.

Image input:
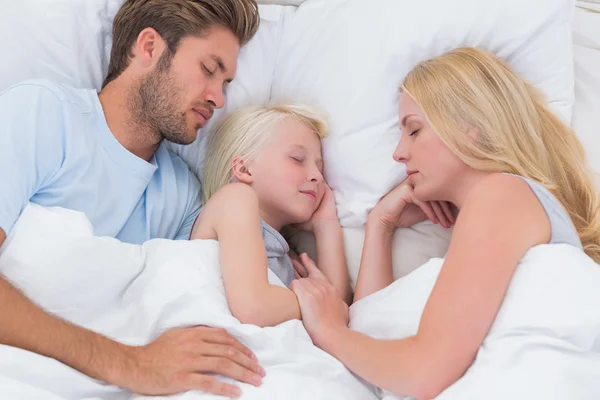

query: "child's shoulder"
left=210, top=183, right=258, bottom=205
left=191, top=183, right=261, bottom=240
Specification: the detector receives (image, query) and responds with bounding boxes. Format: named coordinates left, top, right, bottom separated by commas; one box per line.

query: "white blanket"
left=350, top=243, right=600, bottom=399
left=0, top=204, right=377, bottom=400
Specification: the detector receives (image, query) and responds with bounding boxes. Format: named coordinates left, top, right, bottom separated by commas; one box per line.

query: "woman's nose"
left=393, top=137, right=408, bottom=163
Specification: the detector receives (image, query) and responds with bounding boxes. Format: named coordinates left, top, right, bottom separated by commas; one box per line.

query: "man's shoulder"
left=0, top=79, right=96, bottom=111
left=158, top=145, right=202, bottom=191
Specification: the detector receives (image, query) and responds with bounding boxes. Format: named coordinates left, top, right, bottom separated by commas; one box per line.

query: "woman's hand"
left=291, top=253, right=327, bottom=281
left=370, top=180, right=455, bottom=231
left=294, top=183, right=339, bottom=233
left=290, top=276, right=349, bottom=351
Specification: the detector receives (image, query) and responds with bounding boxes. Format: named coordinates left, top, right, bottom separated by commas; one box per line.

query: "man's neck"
left=97, top=81, right=161, bottom=163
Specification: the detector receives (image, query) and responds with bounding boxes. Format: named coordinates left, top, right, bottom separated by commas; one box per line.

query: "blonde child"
left=190, top=104, right=351, bottom=327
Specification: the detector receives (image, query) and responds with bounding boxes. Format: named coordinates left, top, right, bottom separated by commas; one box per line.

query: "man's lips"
left=192, top=108, right=213, bottom=124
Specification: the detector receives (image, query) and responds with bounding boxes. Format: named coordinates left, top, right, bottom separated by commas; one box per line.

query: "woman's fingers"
left=412, top=198, right=438, bottom=224
left=300, top=253, right=327, bottom=281
left=292, top=259, right=308, bottom=279
left=440, top=201, right=455, bottom=225
left=431, top=201, right=450, bottom=228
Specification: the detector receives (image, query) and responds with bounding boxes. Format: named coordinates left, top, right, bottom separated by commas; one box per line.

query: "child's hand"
left=294, top=183, right=339, bottom=232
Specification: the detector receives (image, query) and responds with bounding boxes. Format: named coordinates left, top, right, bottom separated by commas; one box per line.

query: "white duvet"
left=0, top=204, right=377, bottom=400
left=2, top=204, right=600, bottom=400
left=350, top=239, right=600, bottom=399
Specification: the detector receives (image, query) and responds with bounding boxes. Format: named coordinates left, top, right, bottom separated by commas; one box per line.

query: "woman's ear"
left=231, top=156, right=253, bottom=184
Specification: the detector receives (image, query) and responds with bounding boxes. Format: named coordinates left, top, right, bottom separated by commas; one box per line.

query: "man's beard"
left=130, top=57, right=199, bottom=146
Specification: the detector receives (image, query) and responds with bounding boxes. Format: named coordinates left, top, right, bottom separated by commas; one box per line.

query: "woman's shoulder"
left=467, top=173, right=538, bottom=207
left=460, top=173, right=550, bottom=245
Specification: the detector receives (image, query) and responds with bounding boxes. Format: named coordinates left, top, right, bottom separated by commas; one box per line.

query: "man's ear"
left=133, top=27, right=165, bottom=68
left=231, top=156, right=253, bottom=184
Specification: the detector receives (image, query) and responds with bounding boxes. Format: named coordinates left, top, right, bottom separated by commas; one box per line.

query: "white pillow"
left=0, top=0, right=123, bottom=92
left=257, top=0, right=306, bottom=5
left=271, top=0, right=576, bottom=226
left=572, top=2, right=600, bottom=186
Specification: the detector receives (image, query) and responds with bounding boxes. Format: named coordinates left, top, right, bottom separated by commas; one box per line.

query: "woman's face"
left=247, top=118, right=325, bottom=230
left=394, top=92, right=469, bottom=202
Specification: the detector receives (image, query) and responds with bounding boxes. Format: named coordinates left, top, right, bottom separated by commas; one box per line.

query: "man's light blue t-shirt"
left=0, top=80, right=202, bottom=244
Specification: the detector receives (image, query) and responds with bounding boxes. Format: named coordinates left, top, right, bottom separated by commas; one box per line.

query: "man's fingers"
left=185, top=373, right=242, bottom=398
left=194, top=327, right=256, bottom=361
left=201, top=344, right=265, bottom=377
left=197, top=356, right=263, bottom=388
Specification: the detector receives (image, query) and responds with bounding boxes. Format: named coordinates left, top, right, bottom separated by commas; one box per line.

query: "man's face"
left=133, top=26, right=240, bottom=145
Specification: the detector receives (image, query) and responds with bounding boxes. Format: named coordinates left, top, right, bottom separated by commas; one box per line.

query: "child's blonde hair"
left=403, top=47, right=600, bottom=263
left=202, top=104, right=330, bottom=205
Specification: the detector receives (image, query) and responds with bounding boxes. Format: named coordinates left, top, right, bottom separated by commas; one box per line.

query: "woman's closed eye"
left=409, top=129, right=420, bottom=137
left=291, top=156, right=304, bottom=163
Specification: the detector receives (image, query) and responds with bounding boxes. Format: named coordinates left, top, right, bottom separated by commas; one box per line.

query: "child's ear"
left=231, top=156, right=253, bottom=184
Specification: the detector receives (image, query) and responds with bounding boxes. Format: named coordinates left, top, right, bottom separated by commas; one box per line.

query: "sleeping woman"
left=189, top=104, right=351, bottom=327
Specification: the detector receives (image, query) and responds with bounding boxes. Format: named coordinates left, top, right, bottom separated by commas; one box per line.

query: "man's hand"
left=118, top=326, right=265, bottom=397
left=1, top=227, right=265, bottom=398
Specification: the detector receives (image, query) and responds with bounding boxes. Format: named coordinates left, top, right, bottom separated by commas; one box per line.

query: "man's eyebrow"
left=211, top=54, right=227, bottom=73
left=211, top=54, right=234, bottom=84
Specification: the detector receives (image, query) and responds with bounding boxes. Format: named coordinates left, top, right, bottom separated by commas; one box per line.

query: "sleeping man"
left=0, top=0, right=264, bottom=397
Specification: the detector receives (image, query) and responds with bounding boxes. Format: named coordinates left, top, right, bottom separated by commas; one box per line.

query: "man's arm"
left=0, top=227, right=264, bottom=396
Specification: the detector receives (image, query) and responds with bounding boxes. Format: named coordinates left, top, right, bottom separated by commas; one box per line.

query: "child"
left=190, top=104, right=351, bottom=327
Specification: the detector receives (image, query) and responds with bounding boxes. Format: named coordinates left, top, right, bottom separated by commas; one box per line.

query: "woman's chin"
left=413, top=184, right=434, bottom=202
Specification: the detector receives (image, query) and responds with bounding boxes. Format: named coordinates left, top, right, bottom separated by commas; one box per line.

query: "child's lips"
left=300, top=190, right=317, bottom=200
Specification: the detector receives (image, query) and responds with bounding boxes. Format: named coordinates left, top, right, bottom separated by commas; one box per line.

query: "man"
left=0, top=0, right=263, bottom=397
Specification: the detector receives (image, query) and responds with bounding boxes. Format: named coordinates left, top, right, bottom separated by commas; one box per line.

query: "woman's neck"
left=446, top=170, right=493, bottom=209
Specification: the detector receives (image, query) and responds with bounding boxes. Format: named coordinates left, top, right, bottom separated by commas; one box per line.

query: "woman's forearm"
left=323, top=328, right=435, bottom=399
left=353, top=217, right=395, bottom=302
left=313, top=221, right=352, bottom=303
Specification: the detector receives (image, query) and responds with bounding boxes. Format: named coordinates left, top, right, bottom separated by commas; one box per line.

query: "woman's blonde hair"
left=202, top=104, right=330, bottom=205
left=403, top=47, right=600, bottom=263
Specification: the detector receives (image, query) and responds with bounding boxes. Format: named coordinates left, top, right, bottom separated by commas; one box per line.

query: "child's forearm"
left=232, top=284, right=301, bottom=327
left=313, top=221, right=352, bottom=304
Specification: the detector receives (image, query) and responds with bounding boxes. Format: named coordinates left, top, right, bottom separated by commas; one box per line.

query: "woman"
left=191, top=104, right=350, bottom=328
left=290, top=47, right=600, bottom=399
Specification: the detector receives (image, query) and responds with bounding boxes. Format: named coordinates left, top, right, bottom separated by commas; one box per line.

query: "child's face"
left=248, top=118, right=325, bottom=230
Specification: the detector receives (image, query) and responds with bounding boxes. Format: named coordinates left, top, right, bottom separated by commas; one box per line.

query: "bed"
left=0, top=0, right=599, bottom=399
